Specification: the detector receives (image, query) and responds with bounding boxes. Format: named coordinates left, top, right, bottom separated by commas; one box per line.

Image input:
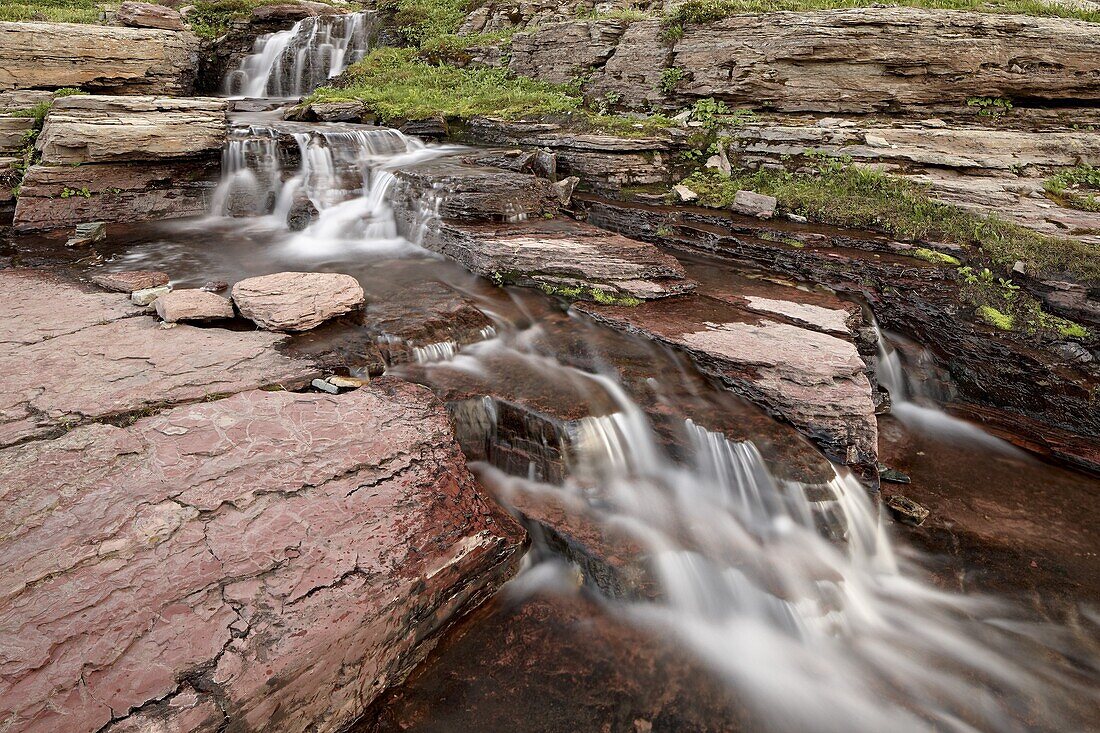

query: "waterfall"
left=223, top=11, right=375, bottom=98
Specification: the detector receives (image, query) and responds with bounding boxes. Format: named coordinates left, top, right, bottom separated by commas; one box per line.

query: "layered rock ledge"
left=512, top=9, right=1100, bottom=114
left=0, top=381, right=525, bottom=733
left=14, top=96, right=227, bottom=230
left=0, top=21, right=201, bottom=95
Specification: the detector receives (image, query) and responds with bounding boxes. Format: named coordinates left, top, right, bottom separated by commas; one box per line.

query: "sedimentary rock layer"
left=0, top=381, right=526, bottom=733
left=0, top=21, right=201, bottom=95
left=513, top=9, right=1100, bottom=113
left=36, top=95, right=227, bottom=165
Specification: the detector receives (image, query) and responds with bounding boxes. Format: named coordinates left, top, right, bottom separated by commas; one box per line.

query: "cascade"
left=224, top=11, right=375, bottom=98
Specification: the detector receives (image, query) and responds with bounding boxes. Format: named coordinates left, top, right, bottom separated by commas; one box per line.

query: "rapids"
left=53, top=102, right=1096, bottom=732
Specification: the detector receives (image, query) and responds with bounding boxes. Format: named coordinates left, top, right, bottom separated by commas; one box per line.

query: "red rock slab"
left=89, top=269, right=170, bottom=294
left=0, top=270, right=318, bottom=447
left=154, top=288, right=235, bottom=322
left=578, top=294, right=879, bottom=479
left=0, top=382, right=526, bottom=733
left=232, top=271, right=366, bottom=332
left=0, top=269, right=139, bottom=346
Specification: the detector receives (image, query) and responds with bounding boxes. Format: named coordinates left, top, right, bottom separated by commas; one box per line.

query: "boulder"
left=90, top=269, right=170, bottom=293
left=36, top=95, right=227, bottom=165
left=0, top=270, right=317, bottom=448
left=232, top=272, right=366, bottom=332
left=0, top=382, right=525, bottom=733
left=154, top=289, right=235, bottom=322
left=730, top=190, right=777, bottom=219
left=131, top=284, right=172, bottom=306
left=0, top=21, right=200, bottom=95
left=116, top=1, right=186, bottom=31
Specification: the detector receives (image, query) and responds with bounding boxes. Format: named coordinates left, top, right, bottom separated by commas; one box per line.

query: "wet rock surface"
left=392, top=162, right=561, bottom=221
left=0, top=21, right=201, bottom=95
left=0, top=269, right=317, bottom=447
left=0, top=380, right=525, bottom=733
left=231, top=272, right=366, bottom=332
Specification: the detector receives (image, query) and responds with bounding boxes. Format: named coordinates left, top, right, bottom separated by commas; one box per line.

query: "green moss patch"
left=1044, top=165, right=1100, bottom=213
left=538, top=283, right=643, bottom=306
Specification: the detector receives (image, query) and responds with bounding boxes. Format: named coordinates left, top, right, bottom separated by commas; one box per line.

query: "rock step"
left=0, top=21, right=201, bottom=96
left=390, top=158, right=695, bottom=301
left=0, top=381, right=525, bottom=733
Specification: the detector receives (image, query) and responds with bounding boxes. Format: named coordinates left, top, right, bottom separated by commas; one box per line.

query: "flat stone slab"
left=578, top=294, right=878, bottom=477
left=0, top=382, right=525, bottom=733
left=155, top=288, right=235, bottom=322
left=414, top=217, right=696, bottom=302
left=0, top=270, right=317, bottom=447
left=89, top=269, right=170, bottom=294
left=36, top=95, right=227, bottom=165
left=232, top=272, right=366, bottom=332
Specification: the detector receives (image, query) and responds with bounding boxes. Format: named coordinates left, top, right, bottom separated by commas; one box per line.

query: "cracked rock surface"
left=0, top=269, right=317, bottom=447
left=0, top=380, right=525, bottom=733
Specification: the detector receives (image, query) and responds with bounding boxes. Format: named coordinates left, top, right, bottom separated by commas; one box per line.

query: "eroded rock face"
left=232, top=272, right=366, bottom=332
left=520, top=10, right=1100, bottom=114
left=0, top=382, right=526, bottom=733
left=36, top=95, right=227, bottom=165
left=0, top=21, right=201, bottom=95
left=0, top=270, right=317, bottom=447
left=392, top=162, right=561, bottom=222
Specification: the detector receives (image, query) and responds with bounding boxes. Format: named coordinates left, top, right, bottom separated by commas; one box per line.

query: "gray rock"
left=65, top=222, right=107, bottom=247
left=311, top=377, right=340, bottom=394
left=1055, top=342, right=1094, bottom=363
left=673, top=184, right=698, bottom=202
left=884, top=494, right=930, bottom=526
left=730, top=190, right=777, bottom=219
left=552, top=176, right=580, bottom=206
left=131, top=284, right=172, bottom=306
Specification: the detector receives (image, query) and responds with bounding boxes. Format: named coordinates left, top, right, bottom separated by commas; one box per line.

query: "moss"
left=977, top=305, right=1014, bottom=331
left=679, top=166, right=1100, bottom=281
left=911, top=247, right=961, bottom=266
left=1044, top=165, right=1100, bottom=213
left=538, top=283, right=642, bottom=306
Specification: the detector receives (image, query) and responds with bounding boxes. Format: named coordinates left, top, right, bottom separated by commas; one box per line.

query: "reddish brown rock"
left=90, top=269, right=170, bottom=294
left=154, top=288, right=235, bottom=322
left=232, top=272, right=366, bottom=332
left=116, top=1, right=186, bottom=30
left=0, top=382, right=526, bottom=733
left=0, top=270, right=317, bottom=447
left=578, top=295, right=879, bottom=478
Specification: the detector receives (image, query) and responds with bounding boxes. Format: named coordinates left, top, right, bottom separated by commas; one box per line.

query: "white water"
left=224, top=11, right=375, bottom=98
left=407, top=321, right=1099, bottom=732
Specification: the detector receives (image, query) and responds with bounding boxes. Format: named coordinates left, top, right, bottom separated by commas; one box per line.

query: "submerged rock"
left=154, top=288, right=235, bottom=323
left=232, top=271, right=366, bottom=332
left=0, top=382, right=525, bottom=733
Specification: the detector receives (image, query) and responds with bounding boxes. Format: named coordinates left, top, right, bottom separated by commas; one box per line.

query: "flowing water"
left=223, top=11, right=375, bottom=98
left=14, top=37, right=1098, bottom=731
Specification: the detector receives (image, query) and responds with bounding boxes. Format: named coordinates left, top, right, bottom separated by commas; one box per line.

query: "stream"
left=10, top=23, right=1100, bottom=732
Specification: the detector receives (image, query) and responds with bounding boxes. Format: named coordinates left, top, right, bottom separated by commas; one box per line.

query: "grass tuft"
left=1044, top=165, right=1100, bottom=213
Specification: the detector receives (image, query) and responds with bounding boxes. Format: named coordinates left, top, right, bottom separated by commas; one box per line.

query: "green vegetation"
left=538, top=283, right=643, bottom=306
left=0, top=0, right=102, bottom=23
left=910, top=247, right=961, bottom=266
left=961, top=267, right=1089, bottom=338
left=966, top=96, right=1013, bottom=118
left=59, top=186, right=91, bottom=198
left=573, top=5, right=657, bottom=21
left=378, top=0, right=468, bottom=44
left=661, top=0, right=1100, bottom=39
left=309, top=48, right=580, bottom=122
left=678, top=160, right=1100, bottom=281
left=187, top=0, right=353, bottom=38
left=659, top=67, right=686, bottom=94
left=1044, top=165, right=1100, bottom=212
